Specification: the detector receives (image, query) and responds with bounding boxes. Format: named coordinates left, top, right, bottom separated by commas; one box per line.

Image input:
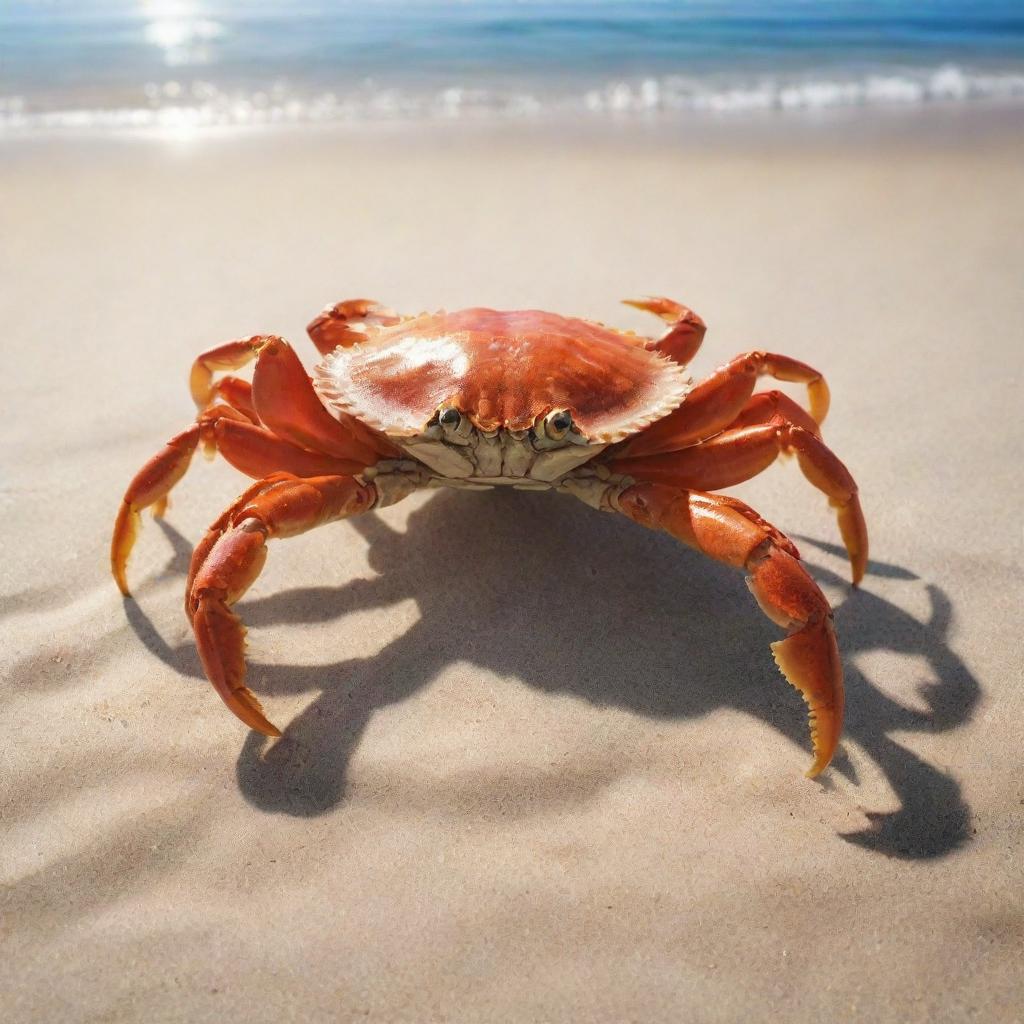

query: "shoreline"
left=3, top=101, right=1024, bottom=157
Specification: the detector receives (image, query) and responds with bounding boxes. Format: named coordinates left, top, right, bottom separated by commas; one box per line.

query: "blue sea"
left=2, top=1, right=1024, bottom=134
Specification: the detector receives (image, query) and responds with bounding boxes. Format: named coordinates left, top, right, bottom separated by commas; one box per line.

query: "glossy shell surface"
left=314, top=308, right=690, bottom=443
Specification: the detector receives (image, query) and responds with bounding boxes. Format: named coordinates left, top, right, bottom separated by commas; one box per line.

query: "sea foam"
left=2, top=65, right=1024, bottom=136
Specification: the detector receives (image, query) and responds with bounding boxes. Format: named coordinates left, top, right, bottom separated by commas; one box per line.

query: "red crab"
left=112, top=297, right=866, bottom=776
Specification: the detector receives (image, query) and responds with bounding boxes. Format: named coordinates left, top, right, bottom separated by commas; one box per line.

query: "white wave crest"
left=2, top=65, right=1024, bottom=136
left=584, top=66, right=1024, bottom=114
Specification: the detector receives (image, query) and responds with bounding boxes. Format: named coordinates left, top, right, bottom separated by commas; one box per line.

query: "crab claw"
left=771, top=623, right=843, bottom=777
left=186, top=474, right=375, bottom=735
left=617, top=483, right=844, bottom=776
left=307, top=298, right=401, bottom=354
left=193, top=594, right=281, bottom=737
left=747, top=546, right=844, bottom=777
left=188, top=518, right=281, bottom=736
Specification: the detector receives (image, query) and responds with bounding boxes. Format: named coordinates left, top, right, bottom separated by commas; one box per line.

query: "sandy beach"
left=2, top=115, right=1023, bottom=1022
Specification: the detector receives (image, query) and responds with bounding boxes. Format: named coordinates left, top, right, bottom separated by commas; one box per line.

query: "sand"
left=2, top=115, right=1023, bottom=1023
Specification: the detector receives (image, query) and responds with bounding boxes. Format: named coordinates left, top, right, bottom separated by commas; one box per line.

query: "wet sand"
left=1, top=117, right=1023, bottom=1022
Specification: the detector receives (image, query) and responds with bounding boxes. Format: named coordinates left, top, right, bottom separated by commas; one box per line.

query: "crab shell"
left=313, top=308, right=691, bottom=444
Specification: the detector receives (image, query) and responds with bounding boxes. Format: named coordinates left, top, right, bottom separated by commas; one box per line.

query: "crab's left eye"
left=439, top=407, right=461, bottom=428
left=544, top=409, right=573, bottom=439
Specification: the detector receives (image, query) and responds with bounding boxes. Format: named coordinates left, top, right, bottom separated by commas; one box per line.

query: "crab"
left=112, top=297, right=867, bottom=777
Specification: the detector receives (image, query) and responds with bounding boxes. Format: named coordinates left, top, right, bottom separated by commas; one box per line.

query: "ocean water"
left=2, top=1, right=1024, bottom=134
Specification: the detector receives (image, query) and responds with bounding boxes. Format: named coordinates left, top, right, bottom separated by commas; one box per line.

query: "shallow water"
left=3, top=1, right=1024, bottom=133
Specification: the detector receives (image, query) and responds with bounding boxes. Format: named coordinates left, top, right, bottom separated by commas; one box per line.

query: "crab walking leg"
left=622, top=296, right=708, bottom=366
left=112, top=423, right=201, bottom=595
left=189, top=337, right=264, bottom=408
left=210, top=376, right=258, bottom=422
left=307, top=298, right=402, bottom=355
left=111, top=408, right=366, bottom=595
left=186, top=474, right=378, bottom=734
left=729, top=389, right=821, bottom=436
left=612, top=421, right=867, bottom=584
left=212, top=417, right=367, bottom=479
left=617, top=350, right=832, bottom=460
left=617, top=483, right=843, bottom=776
left=190, top=333, right=397, bottom=460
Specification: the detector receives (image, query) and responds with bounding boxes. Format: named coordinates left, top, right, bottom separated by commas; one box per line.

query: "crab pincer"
left=187, top=474, right=376, bottom=734
left=618, top=483, right=843, bottom=775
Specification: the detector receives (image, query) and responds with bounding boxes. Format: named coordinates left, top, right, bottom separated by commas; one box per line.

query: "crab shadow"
left=128, top=489, right=979, bottom=858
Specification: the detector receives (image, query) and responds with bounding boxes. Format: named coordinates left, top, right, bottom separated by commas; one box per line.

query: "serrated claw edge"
left=770, top=618, right=843, bottom=777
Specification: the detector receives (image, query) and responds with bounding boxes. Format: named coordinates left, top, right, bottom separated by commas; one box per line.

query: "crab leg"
left=212, top=416, right=366, bottom=480
left=189, top=338, right=262, bottom=408
left=250, top=335, right=399, bottom=460
left=617, top=483, right=843, bottom=776
left=611, top=421, right=867, bottom=584
left=616, top=351, right=831, bottom=460
left=729, top=389, right=821, bottom=436
left=112, top=423, right=202, bottom=595
left=307, top=298, right=402, bottom=355
left=111, top=407, right=366, bottom=595
left=210, top=376, right=258, bottom=422
left=186, top=473, right=379, bottom=734
left=190, top=333, right=398, bottom=460
left=623, top=296, right=707, bottom=366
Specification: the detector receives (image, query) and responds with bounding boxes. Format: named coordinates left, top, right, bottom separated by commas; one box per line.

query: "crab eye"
left=438, top=407, right=461, bottom=428
left=544, top=409, right=573, bottom=439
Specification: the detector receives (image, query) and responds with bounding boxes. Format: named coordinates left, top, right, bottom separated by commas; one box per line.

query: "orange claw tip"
left=770, top=620, right=843, bottom=779
left=193, top=597, right=282, bottom=737
left=228, top=689, right=282, bottom=737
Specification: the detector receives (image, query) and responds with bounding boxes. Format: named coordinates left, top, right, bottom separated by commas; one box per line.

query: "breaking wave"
left=3, top=65, right=1024, bottom=136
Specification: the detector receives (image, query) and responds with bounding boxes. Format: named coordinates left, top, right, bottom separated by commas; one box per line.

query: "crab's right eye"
left=439, top=407, right=461, bottom=428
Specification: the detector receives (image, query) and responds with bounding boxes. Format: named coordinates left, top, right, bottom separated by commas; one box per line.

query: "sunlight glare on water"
left=140, top=0, right=225, bottom=67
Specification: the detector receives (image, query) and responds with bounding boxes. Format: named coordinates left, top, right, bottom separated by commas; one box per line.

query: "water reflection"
left=142, top=1, right=225, bottom=68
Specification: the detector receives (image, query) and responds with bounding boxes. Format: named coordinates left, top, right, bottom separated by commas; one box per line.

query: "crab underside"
left=112, top=297, right=867, bottom=778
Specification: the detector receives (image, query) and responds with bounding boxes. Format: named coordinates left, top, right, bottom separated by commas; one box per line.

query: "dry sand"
left=1, top=116, right=1023, bottom=1023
